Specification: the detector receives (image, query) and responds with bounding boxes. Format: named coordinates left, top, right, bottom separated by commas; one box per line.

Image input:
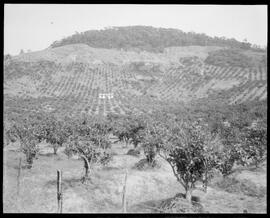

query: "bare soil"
left=3, top=141, right=266, bottom=213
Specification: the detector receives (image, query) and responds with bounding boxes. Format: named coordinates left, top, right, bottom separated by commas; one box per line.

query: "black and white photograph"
left=3, top=4, right=267, bottom=213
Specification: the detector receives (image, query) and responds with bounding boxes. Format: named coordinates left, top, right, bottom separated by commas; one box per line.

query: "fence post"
left=57, top=170, right=63, bottom=213
left=17, top=157, right=22, bottom=196
left=122, top=169, right=128, bottom=213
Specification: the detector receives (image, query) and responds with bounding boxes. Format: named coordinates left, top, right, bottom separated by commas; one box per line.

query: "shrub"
left=65, top=118, right=112, bottom=183
left=160, top=120, right=222, bottom=202
left=240, top=127, right=267, bottom=167
left=9, top=117, right=40, bottom=168
left=133, top=158, right=161, bottom=170
left=205, top=49, right=254, bottom=68
left=127, top=149, right=140, bottom=157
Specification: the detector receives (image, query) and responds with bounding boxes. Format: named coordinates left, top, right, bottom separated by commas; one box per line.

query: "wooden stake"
left=57, top=170, right=63, bottom=213
left=122, top=169, right=128, bottom=213
left=16, top=157, right=22, bottom=196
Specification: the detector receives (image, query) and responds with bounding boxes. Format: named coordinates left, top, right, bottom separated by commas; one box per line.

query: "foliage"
left=215, top=124, right=248, bottom=176
left=42, top=115, right=69, bottom=154
left=140, top=116, right=167, bottom=165
left=4, top=121, right=17, bottom=146
left=65, top=118, right=112, bottom=182
left=9, top=116, right=40, bottom=168
left=205, top=49, right=256, bottom=68
left=107, top=112, right=146, bottom=148
left=239, top=127, right=267, bottom=167
left=107, top=113, right=131, bottom=146
left=50, top=26, right=252, bottom=52
left=158, top=119, right=221, bottom=202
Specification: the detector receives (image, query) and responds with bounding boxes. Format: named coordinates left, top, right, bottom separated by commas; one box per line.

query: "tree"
left=140, top=116, right=166, bottom=166
left=4, top=54, right=12, bottom=63
left=159, top=120, right=222, bottom=202
left=42, top=116, right=69, bottom=155
left=9, top=117, right=39, bottom=169
left=108, top=114, right=131, bottom=147
left=3, top=118, right=18, bottom=146
left=215, top=125, right=244, bottom=176
left=50, top=26, right=250, bottom=53
left=65, top=118, right=112, bottom=183
left=108, top=113, right=145, bottom=148
left=240, top=127, right=267, bottom=167
left=127, top=113, right=146, bottom=148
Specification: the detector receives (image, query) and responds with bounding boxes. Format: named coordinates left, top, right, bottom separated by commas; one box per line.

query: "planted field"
left=3, top=141, right=266, bottom=213
left=4, top=57, right=267, bottom=117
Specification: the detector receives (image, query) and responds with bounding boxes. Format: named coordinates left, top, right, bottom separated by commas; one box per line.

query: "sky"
left=4, top=4, right=268, bottom=55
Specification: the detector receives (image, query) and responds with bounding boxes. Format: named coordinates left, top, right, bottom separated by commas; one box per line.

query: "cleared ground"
left=3, top=140, right=266, bottom=213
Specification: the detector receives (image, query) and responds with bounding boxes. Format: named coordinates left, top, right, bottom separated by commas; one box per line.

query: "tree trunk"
left=26, top=152, right=33, bottom=169
left=125, top=138, right=128, bottom=148
left=53, top=146, right=58, bottom=155
left=185, top=188, right=192, bottom=203
left=80, top=154, right=91, bottom=183
left=203, top=171, right=208, bottom=193
left=84, top=164, right=89, bottom=179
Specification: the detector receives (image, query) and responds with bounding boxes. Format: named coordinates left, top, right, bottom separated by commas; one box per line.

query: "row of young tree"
left=4, top=108, right=267, bottom=203
left=205, top=49, right=266, bottom=68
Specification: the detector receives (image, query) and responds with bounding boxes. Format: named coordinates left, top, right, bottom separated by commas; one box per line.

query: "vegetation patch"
left=158, top=193, right=204, bottom=213
left=133, top=158, right=161, bottom=170
left=126, top=149, right=140, bottom=157
left=205, top=49, right=258, bottom=68
left=213, top=176, right=266, bottom=198
left=50, top=26, right=253, bottom=53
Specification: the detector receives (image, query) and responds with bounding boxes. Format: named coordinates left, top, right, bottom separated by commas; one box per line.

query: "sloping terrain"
left=12, top=44, right=221, bottom=64
left=4, top=44, right=267, bottom=117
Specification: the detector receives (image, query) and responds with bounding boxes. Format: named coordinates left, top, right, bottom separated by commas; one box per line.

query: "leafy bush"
left=159, top=120, right=222, bottom=202
left=107, top=112, right=146, bottom=148
left=240, top=127, right=267, bottom=167
left=133, top=158, right=161, bottom=170
left=9, top=117, right=40, bottom=168
left=126, top=149, right=140, bottom=157
left=65, top=118, right=112, bottom=182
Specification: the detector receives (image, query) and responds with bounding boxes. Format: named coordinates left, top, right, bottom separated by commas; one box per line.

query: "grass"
left=213, top=176, right=266, bottom=198
left=3, top=141, right=267, bottom=213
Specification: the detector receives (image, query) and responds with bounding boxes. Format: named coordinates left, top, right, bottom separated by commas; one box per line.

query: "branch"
left=167, top=159, right=186, bottom=189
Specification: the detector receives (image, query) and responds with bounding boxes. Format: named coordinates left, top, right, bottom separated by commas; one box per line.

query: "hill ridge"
left=50, top=26, right=258, bottom=53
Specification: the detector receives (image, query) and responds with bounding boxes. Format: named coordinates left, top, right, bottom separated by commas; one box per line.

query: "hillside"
left=4, top=43, right=267, bottom=117
left=3, top=26, right=267, bottom=214
left=12, top=44, right=222, bottom=64
left=50, top=26, right=256, bottom=53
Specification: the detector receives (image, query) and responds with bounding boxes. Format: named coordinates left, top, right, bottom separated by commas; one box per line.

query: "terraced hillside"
left=4, top=44, right=267, bottom=117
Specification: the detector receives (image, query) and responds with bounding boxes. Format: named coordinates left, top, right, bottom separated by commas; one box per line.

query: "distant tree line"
left=50, top=26, right=255, bottom=52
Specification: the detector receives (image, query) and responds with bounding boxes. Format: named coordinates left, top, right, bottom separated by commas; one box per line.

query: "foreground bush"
left=9, top=116, right=40, bottom=168
left=151, top=118, right=222, bottom=202
left=65, top=117, right=112, bottom=182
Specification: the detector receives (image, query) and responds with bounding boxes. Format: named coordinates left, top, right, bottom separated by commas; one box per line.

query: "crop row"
left=5, top=62, right=267, bottom=116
